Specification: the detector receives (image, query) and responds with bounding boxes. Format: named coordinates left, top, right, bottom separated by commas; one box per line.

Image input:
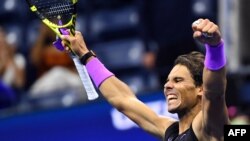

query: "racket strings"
left=32, top=0, right=75, bottom=18
left=47, top=3, right=74, bottom=18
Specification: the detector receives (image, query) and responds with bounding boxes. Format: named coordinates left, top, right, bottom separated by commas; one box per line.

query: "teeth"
left=168, top=98, right=177, bottom=101
left=168, top=95, right=177, bottom=100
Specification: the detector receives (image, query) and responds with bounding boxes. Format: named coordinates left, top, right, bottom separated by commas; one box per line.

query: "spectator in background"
left=0, top=26, right=26, bottom=99
left=28, top=23, right=87, bottom=102
left=29, top=24, right=74, bottom=78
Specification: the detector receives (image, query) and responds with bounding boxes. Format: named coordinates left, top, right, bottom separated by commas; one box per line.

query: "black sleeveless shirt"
left=164, top=122, right=198, bottom=141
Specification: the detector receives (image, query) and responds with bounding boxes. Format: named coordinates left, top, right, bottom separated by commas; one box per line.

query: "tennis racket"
left=26, top=0, right=99, bottom=100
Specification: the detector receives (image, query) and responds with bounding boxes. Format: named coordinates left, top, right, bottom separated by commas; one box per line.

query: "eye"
left=174, top=77, right=183, bottom=83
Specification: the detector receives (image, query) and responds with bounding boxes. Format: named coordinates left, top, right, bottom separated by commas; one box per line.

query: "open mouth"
left=167, top=94, right=178, bottom=101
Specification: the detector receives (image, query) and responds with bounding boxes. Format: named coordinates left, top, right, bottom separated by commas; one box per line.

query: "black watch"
left=80, top=50, right=96, bottom=65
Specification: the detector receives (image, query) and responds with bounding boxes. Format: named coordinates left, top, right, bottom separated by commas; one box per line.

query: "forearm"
left=202, top=67, right=229, bottom=138
left=85, top=57, right=136, bottom=107
left=203, top=67, right=227, bottom=96
left=99, top=76, right=136, bottom=109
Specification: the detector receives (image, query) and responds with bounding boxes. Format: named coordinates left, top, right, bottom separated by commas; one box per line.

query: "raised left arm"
left=192, top=19, right=229, bottom=141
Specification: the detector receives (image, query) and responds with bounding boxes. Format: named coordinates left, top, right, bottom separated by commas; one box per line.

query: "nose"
left=164, top=81, right=174, bottom=91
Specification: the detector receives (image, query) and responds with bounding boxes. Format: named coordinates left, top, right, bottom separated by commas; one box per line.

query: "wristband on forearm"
left=204, top=40, right=226, bottom=70
left=86, top=58, right=114, bottom=88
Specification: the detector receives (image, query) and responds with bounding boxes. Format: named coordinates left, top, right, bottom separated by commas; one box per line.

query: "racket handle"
left=71, top=54, right=99, bottom=100
left=53, top=28, right=98, bottom=100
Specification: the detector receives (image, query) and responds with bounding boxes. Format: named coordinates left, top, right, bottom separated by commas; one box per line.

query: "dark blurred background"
left=0, top=0, right=249, bottom=140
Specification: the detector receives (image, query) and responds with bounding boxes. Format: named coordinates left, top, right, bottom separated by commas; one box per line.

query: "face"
left=164, top=64, right=201, bottom=114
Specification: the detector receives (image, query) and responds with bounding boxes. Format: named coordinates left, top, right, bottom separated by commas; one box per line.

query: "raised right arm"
left=61, top=31, right=176, bottom=139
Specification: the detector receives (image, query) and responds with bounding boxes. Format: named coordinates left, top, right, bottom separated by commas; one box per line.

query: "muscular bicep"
left=99, top=76, right=176, bottom=138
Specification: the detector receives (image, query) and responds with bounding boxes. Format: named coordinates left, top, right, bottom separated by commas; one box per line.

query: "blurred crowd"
left=0, top=26, right=26, bottom=108
left=0, top=24, right=87, bottom=111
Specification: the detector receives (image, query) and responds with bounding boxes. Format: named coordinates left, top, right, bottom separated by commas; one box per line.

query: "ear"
left=196, top=85, right=203, bottom=96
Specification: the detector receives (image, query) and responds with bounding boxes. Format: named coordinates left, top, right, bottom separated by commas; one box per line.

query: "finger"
left=208, top=24, right=219, bottom=34
left=61, top=40, right=68, bottom=47
left=192, top=19, right=203, bottom=26
left=75, top=31, right=84, bottom=40
left=61, top=35, right=71, bottom=41
left=192, top=19, right=203, bottom=31
left=65, top=45, right=73, bottom=53
left=196, top=19, right=209, bottom=31
left=75, top=31, right=81, bottom=35
left=193, top=31, right=202, bottom=38
left=202, top=22, right=214, bottom=33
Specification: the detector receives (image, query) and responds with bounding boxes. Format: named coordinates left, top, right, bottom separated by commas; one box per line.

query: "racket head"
left=26, top=0, right=78, bottom=37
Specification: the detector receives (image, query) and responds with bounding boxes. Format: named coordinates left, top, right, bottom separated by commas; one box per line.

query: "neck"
left=177, top=103, right=201, bottom=134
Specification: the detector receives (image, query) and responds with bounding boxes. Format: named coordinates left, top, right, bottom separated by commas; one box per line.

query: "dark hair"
left=174, top=51, right=205, bottom=87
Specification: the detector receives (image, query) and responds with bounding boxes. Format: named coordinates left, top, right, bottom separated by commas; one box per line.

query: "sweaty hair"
left=174, top=51, right=205, bottom=87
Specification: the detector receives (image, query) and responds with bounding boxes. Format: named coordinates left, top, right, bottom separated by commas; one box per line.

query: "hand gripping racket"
left=26, top=0, right=99, bottom=100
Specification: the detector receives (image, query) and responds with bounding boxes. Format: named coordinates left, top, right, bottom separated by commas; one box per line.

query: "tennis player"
left=61, top=18, right=228, bottom=141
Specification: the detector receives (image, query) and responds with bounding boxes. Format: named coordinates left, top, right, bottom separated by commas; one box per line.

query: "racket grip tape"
left=71, top=55, right=99, bottom=100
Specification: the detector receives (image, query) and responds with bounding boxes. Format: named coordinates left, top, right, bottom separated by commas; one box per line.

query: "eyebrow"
left=166, top=76, right=184, bottom=82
